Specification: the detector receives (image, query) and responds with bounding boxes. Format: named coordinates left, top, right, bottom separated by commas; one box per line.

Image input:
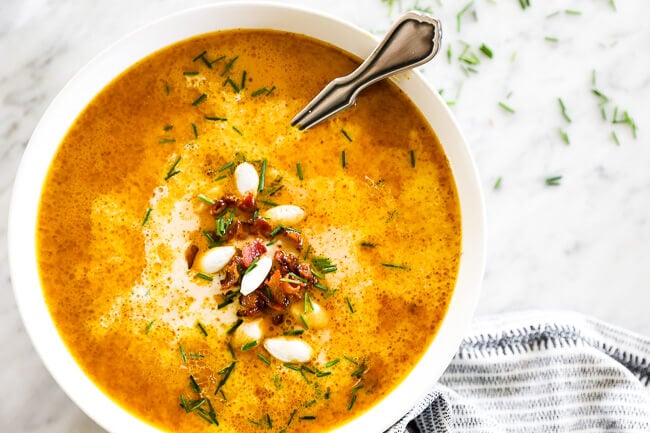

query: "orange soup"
left=37, top=30, right=460, bottom=433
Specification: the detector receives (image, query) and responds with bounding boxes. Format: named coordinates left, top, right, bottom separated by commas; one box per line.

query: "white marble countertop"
left=1, top=0, right=649, bottom=431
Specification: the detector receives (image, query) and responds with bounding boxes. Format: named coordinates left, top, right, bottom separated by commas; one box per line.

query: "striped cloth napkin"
left=390, top=311, right=650, bottom=432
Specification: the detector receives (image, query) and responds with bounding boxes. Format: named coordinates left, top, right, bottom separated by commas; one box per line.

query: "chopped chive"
left=158, top=138, right=176, bottom=144
left=214, top=175, right=227, bottom=182
left=180, top=394, right=190, bottom=412
left=260, top=199, right=278, bottom=207
left=280, top=277, right=303, bottom=286
left=244, top=257, right=260, bottom=275
left=204, top=116, right=227, bottom=122
left=545, top=36, right=559, bottom=43
left=347, top=394, right=357, bottom=410
left=227, top=342, right=236, bottom=360
left=299, top=416, right=316, bottom=421
left=565, top=9, right=582, bottom=15
left=310, top=268, right=323, bottom=279
left=600, top=107, right=607, bottom=121
left=446, top=44, right=452, bottom=64
left=197, top=321, right=208, bottom=336
left=283, top=363, right=301, bottom=371
left=300, top=314, right=310, bottom=330
left=165, top=156, right=182, bottom=181
left=559, top=128, right=570, bottom=145
left=494, top=176, right=502, bottom=190
left=518, top=0, right=531, bottom=9
left=479, top=43, right=493, bottom=58
left=179, top=344, right=187, bottom=363
left=221, top=56, right=239, bottom=77
left=164, top=81, right=170, bottom=95
left=266, top=86, right=276, bottom=96
left=214, top=362, right=236, bottom=395
left=242, top=340, right=258, bottom=351
left=226, top=319, right=244, bottom=335
left=163, top=124, right=174, bottom=131
left=197, top=194, right=215, bottom=205
left=545, top=175, right=563, bottom=186
left=350, top=365, right=367, bottom=377
left=190, top=353, right=204, bottom=359
left=192, top=122, right=198, bottom=138
left=456, top=1, right=474, bottom=32
left=144, top=320, right=154, bottom=334
left=546, top=10, right=561, bottom=19
left=266, top=239, right=279, bottom=247
left=196, top=273, right=213, bottom=281
left=360, top=241, right=376, bottom=248
left=232, top=126, right=242, bottom=135
left=193, top=50, right=207, bottom=62
left=498, top=102, right=515, bottom=113
left=341, top=129, right=352, bottom=142
left=189, top=375, right=201, bottom=393
left=192, top=93, right=207, bottom=106
left=311, top=257, right=337, bottom=274
left=225, top=77, right=240, bottom=93
left=558, top=98, right=571, bottom=123
left=241, top=71, right=247, bottom=90
left=183, top=71, right=199, bottom=76
left=386, top=209, right=397, bottom=223
left=611, top=131, right=620, bottom=146
left=326, top=359, right=340, bottom=368
left=142, top=208, right=152, bottom=226
left=592, top=88, right=609, bottom=104
left=314, top=283, right=328, bottom=292
left=270, top=225, right=284, bottom=237
left=381, top=263, right=410, bottom=270
left=609, top=0, right=617, bottom=11
left=345, top=297, right=355, bottom=313
left=266, top=413, right=273, bottom=429
left=296, top=163, right=303, bottom=180
left=251, top=87, right=268, bottom=97
left=258, top=159, right=267, bottom=192
left=341, top=150, right=346, bottom=168
left=283, top=329, right=304, bottom=336
left=218, top=161, right=234, bottom=172
left=409, top=150, right=416, bottom=168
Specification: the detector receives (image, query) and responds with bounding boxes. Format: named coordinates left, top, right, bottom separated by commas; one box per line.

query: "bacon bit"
left=284, top=231, right=304, bottom=251
left=281, top=279, right=303, bottom=295
left=222, top=220, right=245, bottom=241
left=237, top=290, right=267, bottom=317
left=209, top=195, right=238, bottom=216
left=242, top=239, right=267, bottom=268
left=274, top=250, right=299, bottom=275
left=296, top=263, right=317, bottom=284
left=237, top=192, right=256, bottom=212
left=185, top=244, right=199, bottom=269
left=265, top=270, right=291, bottom=309
left=220, top=258, right=241, bottom=290
left=251, top=217, right=272, bottom=237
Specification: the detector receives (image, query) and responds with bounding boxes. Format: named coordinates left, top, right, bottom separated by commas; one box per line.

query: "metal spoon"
left=291, top=12, right=442, bottom=131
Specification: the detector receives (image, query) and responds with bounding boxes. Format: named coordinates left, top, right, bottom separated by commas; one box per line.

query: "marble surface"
left=1, top=0, right=649, bottom=431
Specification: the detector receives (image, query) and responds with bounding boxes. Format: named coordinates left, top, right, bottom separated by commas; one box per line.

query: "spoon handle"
left=292, top=12, right=442, bottom=130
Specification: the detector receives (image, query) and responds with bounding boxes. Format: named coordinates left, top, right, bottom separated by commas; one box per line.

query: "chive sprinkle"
left=192, top=93, right=207, bottom=106
left=214, top=362, right=235, bottom=395
left=144, top=320, right=154, bottom=335
left=242, top=340, right=258, bottom=351
left=193, top=50, right=208, bottom=62
left=142, top=208, right=152, bottom=226
left=348, top=394, right=357, bottom=411
left=326, top=359, right=340, bottom=368
left=479, top=43, right=493, bottom=58
left=241, top=71, right=247, bottom=90
left=232, top=126, right=242, bottom=136
left=299, top=416, right=316, bottom=421
left=381, top=263, right=410, bottom=270
left=226, top=319, right=244, bottom=335
left=214, top=175, right=227, bottom=182
left=296, top=163, right=303, bottom=180
left=205, top=116, right=227, bottom=122
left=611, top=131, right=620, bottom=146
left=300, top=314, right=310, bottom=330
left=456, top=1, right=474, bottom=32
left=258, top=159, right=267, bottom=192
left=559, top=128, right=570, bottom=145
left=251, top=87, right=268, bottom=97
left=189, top=375, right=201, bottom=393
left=196, top=273, right=213, bottom=281
left=165, top=156, right=182, bottom=181
left=218, top=161, right=234, bottom=172
left=345, top=297, right=355, bottom=314
left=225, top=77, right=240, bottom=93
left=545, top=36, right=559, bottom=43
left=197, top=194, right=215, bottom=205
left=498, top=102, right=515, bottom=113
left=179, top=344, right=188, bottom=363
left=197, top=321, right=208, bottom=336
left=192, top=122, right=198, bottom=138
left=266, top=86, right=276, bottom=96
left=494, top=176, right=502, bottom=190
left=158, top=138, right=176, bottom=144
left=190, top=353, right=204, bottom=359
left=565, top=9, right=582, bottom=15
left=163, top=124, right=174, bottom=131
left=341, top=129, right=352, bottom=142
left=227, top=342, right=236, bottom=360
left=341, top=150, right=346, bottom=169
left=183, top=71, right=199, bottom=76
left=164, top=81, right=170, bottom=95
left=283, top=329, right=304, bottom=336
left=545, top=175, right=563, bottom=186
left=558, top=98, right=572, bottom=123
left=409, top=150, right=416, bottom=168
left=360, top=241, right=376, bottom=248
left=221, top=56, right=239, bottom=77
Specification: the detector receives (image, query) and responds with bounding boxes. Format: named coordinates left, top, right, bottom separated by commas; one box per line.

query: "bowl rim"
left=8, top=2, right=486, bottom=433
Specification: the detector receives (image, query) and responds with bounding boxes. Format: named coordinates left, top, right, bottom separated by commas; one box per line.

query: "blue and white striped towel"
left=390, top=311, right=650, bottom=432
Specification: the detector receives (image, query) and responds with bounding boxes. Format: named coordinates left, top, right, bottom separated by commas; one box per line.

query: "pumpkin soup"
left=37, top=30, right=460, bottom=433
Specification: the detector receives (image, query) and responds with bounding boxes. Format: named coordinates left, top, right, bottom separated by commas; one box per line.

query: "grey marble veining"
left=1, top=0, right=649, bottom=432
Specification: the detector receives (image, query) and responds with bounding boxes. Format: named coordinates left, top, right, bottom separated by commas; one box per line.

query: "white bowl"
left=8, top=2, right=485, bottom=433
